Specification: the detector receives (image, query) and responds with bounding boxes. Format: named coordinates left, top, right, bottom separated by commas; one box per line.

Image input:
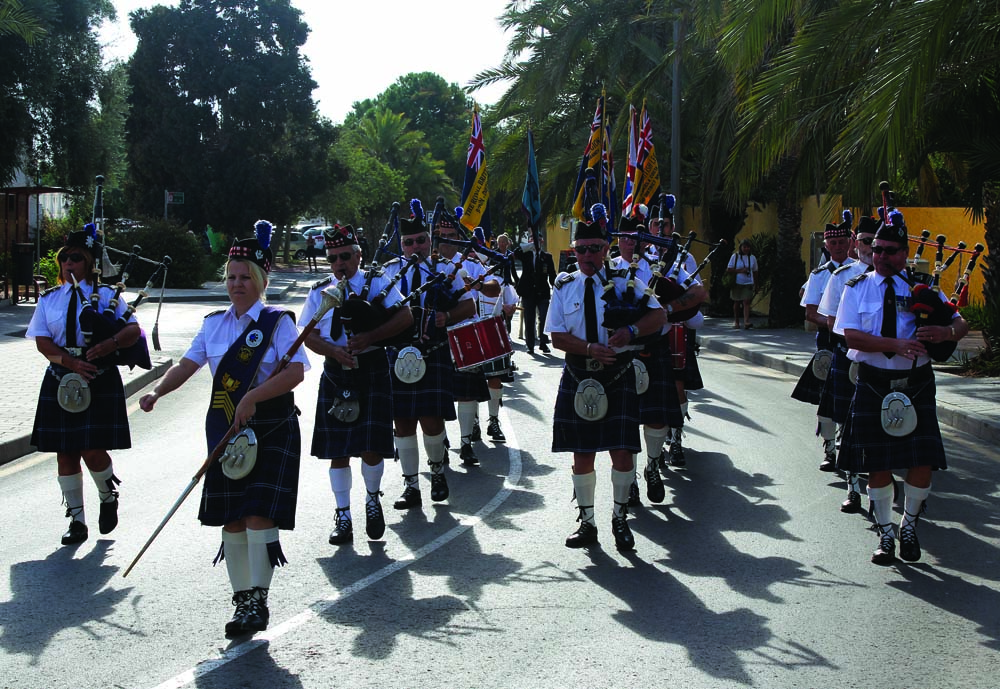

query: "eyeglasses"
left=402, top=236, right=429, bottom=247
left=872, top=244, right=903, bottom=256
left=858, top=236, right=875, bottom=246
left=574, top=244, right=604, bottom=255
left=59, top=252, right=85, bottom=263
left=327, top=251, right=354, bottom=263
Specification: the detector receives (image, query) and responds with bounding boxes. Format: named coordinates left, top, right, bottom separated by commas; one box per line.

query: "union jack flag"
left=466, top=110, right=485, bottom=171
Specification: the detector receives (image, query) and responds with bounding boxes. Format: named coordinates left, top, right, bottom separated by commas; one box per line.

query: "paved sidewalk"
left=2, top=277, right=997, bottom=464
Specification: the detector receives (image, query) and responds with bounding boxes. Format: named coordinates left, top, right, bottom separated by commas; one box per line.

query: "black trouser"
left=520, top=296, right=550, bottom=348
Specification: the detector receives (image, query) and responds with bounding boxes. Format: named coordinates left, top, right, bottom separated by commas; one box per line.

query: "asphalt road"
left=1, top=299, right=998, bottom=689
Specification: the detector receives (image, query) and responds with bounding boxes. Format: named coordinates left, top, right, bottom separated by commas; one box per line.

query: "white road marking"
left=150, top=406, right=524, bottom=689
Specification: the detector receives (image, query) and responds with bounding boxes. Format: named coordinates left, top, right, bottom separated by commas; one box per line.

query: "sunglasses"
left=402, top=236, right=429, bottom=247
left=574, top=244, right=604, bottom=255
left=59, top=252, right=85, bottom=263
left=327, top=251, right=354, bottom=263
left=858, top=236, right=875, bottom=246
left=872, top=245, right=904, bottom=256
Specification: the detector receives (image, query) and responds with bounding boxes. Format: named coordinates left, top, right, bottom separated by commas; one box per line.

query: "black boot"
left=225, top=589, right=253, bottom=638
left=61, top=506, right=88, bottom=546
left=365, top=491, right=386, bottom=540
left=328, top=507, right=353, bottom=545
left=611, top=501, right=635, bottom=552
left=242, top=587, right=270, bottom=633
left=98, top=474, right=121, bottom=535
left=429, top=460, right=449, bottom=502
left=393, top=475, right=422, bottom=510
left=565, top=505, right=598, bottom=548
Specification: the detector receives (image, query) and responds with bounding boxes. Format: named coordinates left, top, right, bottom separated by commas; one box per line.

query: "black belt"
left=565, top=352, right=633, bottom=373
left=858, top=362, right=933, bottom=392
left=255, top=391, right=295, bottom=414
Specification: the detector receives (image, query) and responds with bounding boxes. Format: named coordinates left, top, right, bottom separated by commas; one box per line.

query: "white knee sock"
left=221, top=529, right=250, bottom=592
left=58, top=473, right=86, bottom=525
left=611, top=469, right=633, bottom=516
left=396, top=434, right=420, bottom=487
left=246, top=527, right=281, bottom=590
left=867, top=483, right=895, bottom=534
left=488, top=387, right=502, bottom=417
left=457, top=401, right=477, bottom=443
left=361, top=460, right=384, bottom=494
left=328, top=466, right=352, bottom=520
left=423, top=431, right=447, bottom=472
left=901, top=482, right=931, bottom=533
left=643, top=426, right=671, bottom=468
left=680, top=401, right=689, bottom=419
left=818, top=416, right=836, bottom=440
left=89, top=464, right=116, bottom=503
left=571, top=471, right=597, bottom=525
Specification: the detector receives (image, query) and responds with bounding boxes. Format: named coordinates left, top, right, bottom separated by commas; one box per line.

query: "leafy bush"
left=104, top=217, right=213, bottom=288
left=37, top=250, right=60, bottom=286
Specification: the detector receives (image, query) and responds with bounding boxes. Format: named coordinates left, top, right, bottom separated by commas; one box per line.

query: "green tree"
left=0, top=0, right=46, bottom=43
left=125, top=0, right=332, bottom=235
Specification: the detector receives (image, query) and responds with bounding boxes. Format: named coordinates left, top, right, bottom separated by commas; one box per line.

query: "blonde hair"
left=224, top=258, right=268, bottom=302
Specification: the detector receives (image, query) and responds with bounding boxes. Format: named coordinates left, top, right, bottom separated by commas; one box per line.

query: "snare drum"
left=447, top=316, right=513, bottom=371
left=667, top=324, right=687, bottom=372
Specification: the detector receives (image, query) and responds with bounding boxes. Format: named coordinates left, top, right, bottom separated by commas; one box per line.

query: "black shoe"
left=565, top=521, right=598, bottom=548
left=669, top=434, right=686, bottom=468
left=365, top=491, right=385, bottom=540
left=645, top=464, right=665, bottom=503
left=611, top=505, right=635, bottom=552
left=430, top=470, right=449, bottom=502
left=628, top=480, right=641, bottom=508
left=328, top=507, right=353, bottom=545
left=871, top=527, right=896, bottom=566
left=471, top=419, right=482, bottom=443
left=61, top=519, right=88, bottom=546
left=225, top=589, right=253, bottom=638
left=840, top=491, right=862, bottom=514
left=527, top=347, right=535, bottom=355
left=487, top=416, right=506, bottom=443
left=243, top=587, right=269, bottom=633
left=393, top=483, right=422, bottom=510
left=539, top=342, right=551, bottom=354
left=460, top=443, right=478, bottom=466
left=98, top=496, right=119, bottom=535
left=819, top=440, right=837, bottom=472
left=898, top=527, right=921, bottom=562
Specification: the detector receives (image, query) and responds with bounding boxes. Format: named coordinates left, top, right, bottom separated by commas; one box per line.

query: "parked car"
left=283, top=230, right=310, bottom=260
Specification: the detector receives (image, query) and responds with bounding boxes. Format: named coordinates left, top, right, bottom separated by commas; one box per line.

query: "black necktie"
left=411, top=264, right=422, bottom=295
left=881, top=278, right=896, bottom=358
left=66, top=287, right=78, bottom=348
left=584, top=277, right=598, bottom=344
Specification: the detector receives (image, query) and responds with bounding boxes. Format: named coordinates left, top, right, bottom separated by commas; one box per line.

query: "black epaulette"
left=204, top=309, right=226, bottom=318
left=832, top=263, right=854, bottom=276
left=41, top=284, right=61, bottom=297
left=311, top=275, right=333, bottom=290
left=845, top=272, right=872, bottom=288
left=555, top=273, right=576, bottom=290
left=811, top=261, right=833, bottom=275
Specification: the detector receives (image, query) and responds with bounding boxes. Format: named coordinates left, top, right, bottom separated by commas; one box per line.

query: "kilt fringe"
left=267, top=540, right=288, bottom=567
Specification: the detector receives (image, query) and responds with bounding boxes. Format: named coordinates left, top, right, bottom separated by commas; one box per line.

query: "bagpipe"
left=76, top=176, right=171, bottom=369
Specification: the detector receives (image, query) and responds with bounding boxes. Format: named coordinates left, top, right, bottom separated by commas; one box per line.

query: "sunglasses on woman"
left=574, top=244, right=603, bottom=255
left=872, top=245, right=903, bottom=256
left=59, top=252, right=85, bottom=263
left=402, top=236, right=428, bottom=247
left=327, top=251, right=354, bottom=263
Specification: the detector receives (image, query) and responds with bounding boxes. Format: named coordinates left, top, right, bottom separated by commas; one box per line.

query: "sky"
left=99, top=0, right=515, bottom=123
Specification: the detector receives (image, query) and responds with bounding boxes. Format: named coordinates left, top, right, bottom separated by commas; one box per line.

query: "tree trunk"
left=768, top=185, right=806, bottom=328
left=981, top=200, right=999, bottom=356
left=706, top=199, right=747, bottom=316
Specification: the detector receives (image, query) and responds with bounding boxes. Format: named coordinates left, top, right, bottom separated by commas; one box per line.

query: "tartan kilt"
left=31, top=365, right=131, bottom=452
left=199, top=395, right=301, bottom=530
left=552, top=362, right=641, bottom=453
left=817, top=347, right=854, bottom=424
left=683, top=326, right=704, bottom=390
left=388, top=344, right=457, bottom=420
left=637, top=339, right=683, bottom=427
left=790, top=351, right=826, bottom=405
left=452, top=368, right=490, bottom=402
left=836, top=364, right=946, bottom=474
left=310, top=352, right=395, bottom=459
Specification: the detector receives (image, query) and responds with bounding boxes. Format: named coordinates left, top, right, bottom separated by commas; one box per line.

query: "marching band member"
left=817, top=215, right=877, bottom=513
left=546, top=216, right=666, bottom=551
left=140, top=221, right=309, bottom=636
left=28, top=224, right=141, bottom=545
left=382, top=201, right=476, bottom=508
left=834, top=216, right=968, bottom=565
left=300, top=225, right=413, bottom=545
left=791, top=212, right=855, bottom=471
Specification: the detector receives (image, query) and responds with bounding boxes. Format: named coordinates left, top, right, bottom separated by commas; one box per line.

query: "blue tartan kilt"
left=311, top=352, right=395, bottom=459
left=791, top=350, right=826, bottom=405
left=637, top=339, right=683, bottom=427
left=452, top=368, right=490, bottom=402
left=683, top=327, right=704, bottom=390
left=199, top=396, right=301, bottom=530
left=388, top=344, right=457, bottom=420
left=552, top=362, right=641, bottom=453
left=31, top=365, right=131, bottom=452
left=836, top=364, right=946, bottom=474
left=817, top=348, right=854, bottom=423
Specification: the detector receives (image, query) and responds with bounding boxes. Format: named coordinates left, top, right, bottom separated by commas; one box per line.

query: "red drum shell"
left=447, top=315, right=513, bottom=371
left=667, top=325, right=687, bottom=371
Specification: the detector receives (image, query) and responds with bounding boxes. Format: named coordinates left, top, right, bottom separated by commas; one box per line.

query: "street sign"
left=167, top=191, right=185, bottom=205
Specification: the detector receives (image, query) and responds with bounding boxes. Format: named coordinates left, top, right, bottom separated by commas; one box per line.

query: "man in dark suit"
left=513, top=236, right=557, bottom=354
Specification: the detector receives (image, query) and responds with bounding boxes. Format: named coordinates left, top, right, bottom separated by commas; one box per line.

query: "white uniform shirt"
left=298, top=270, right=403, bottom=350
left=818, top=262, right=870, bottom=319
left=184, top=300, right=310, bottom=382
left=801, top=258, right=854, bottom=307
left=27, top=282, right=135, bottom=347
left=834, top=272, right=956, bottom=371
left=727, top=253, right=758, bottom=285
left=381, top=255, right=474, bottom=308
left=544, top=268, right=661, bottom=351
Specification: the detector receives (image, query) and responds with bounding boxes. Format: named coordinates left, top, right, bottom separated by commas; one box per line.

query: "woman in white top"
left=726, top=239, right=759, bottom=328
